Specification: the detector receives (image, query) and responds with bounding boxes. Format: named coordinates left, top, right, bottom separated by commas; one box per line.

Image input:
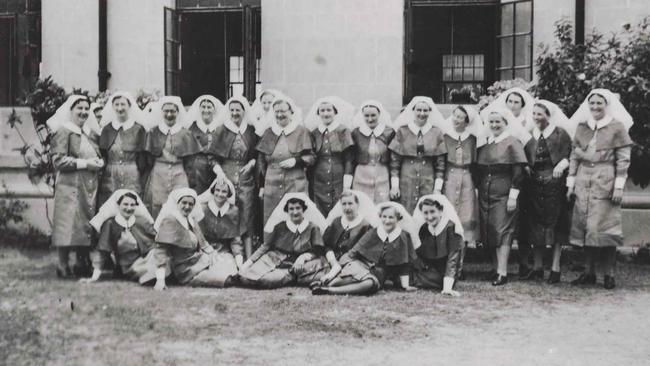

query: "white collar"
left=487, top=131, right=510, bottom=144
left=587, top=115, right=613, bottom=130
left=377, top=226, right=402, bottom=242
left=407, top=120, right=433, bottom=136
left=169, top=210, right=193, bottom=230
left=194, top=118, right=220, bottom=133
left=158, top=121, right=184, bottom=135
left=358, top=123, right=386, bottom=137
left=208, top=200, right=230, bottom=218
left=340, top=214, right=363, bottom=230
left=61, top=120, right=93, bottom=136
left=532, top=124, right=556, bottom=140
left=271, top=119, right=299, bottom=136
left=224, top=118, right=248, bottom=134
left=427, top=217, right=449, bottom=236
left=446, top=129, right=471, bottom=141
left=286, top=219, right=309, bottom=233
left=318, top=120, right=340, bottom=133
left=111, top=118, right=136, bottom=131
left=115, top=214, right=136, bottom=229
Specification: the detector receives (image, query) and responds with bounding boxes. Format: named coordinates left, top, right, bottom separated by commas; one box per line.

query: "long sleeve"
left=614, top=145, right=631, bottom=189
left=50, top=132, right=80, bottom=172
left=296, top=150, right=316, bottom=168
left=433, top=154, right=446, bottom=180
left=248, top=242, right=271, bottom=263
left=444, top=248, right=461, bottom=278
left=256, top=153, right=268, bottom=188
left=153, top=244, right=171, bottom=269
left=389, top=151, right=403, bottom=179
left=567, top=145, right=579, bottom=188
left=343, top=146, right=355, bottom=176
left=510, top=163, right=524, bottom=190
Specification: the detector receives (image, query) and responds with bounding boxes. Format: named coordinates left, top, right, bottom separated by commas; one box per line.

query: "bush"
left=533, top=17, right=650, bottom=187
left=477, top=78, right=532, bottom=112
left=0, top=198, right=49, bottom=249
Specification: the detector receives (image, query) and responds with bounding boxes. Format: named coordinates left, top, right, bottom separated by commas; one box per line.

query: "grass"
left=1, top=247, right=650, bottom=366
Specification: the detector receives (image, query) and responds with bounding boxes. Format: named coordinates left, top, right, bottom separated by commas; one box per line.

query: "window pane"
left=500, top=3, right=514, bottom=35
left=515, top=1, right=532, bottom=33
left=230, top=83, right=244, bottom=97
left=443, top=54, right=451, bottom=67
left=453, top=68, right=462, bottom=81
left=463, top=68, right=473, bottom=81
left=499, top=37, right=513, bottom=68
left=443, top=68, right=452, bottom=81
left=500, top=69, right=514, bottom=80
left=514, top=67, right=531, bottom=81
left=474, top=54, right=484, bottom=67
left=464, top=55, right=473, bottom=68
left=454, top=55, right=463, bottom=68
left=474, top=67, right=484, bottom=81
left=514, top=34, right=531, bottom=67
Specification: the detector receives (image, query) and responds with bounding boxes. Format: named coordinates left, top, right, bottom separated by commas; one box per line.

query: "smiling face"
left=506, top=93, right=524, bottom=116
left=317, top=102, right=337, bottom=125
left=532, top=105, right=550, bottom=131
left=118, top=195, right=138, bottom=219
left=413, top=102, right=431, bottom=127
left=211, top=183, right=230, bottom=206
left=162, top=103, right=179, bottom=127
left=177, top=196, right=196, bottom=217
left=421, top=203, right=442, bottom=227
left=362, top=105, right=380, bottom=129
left=71, top=100, right=90, bottom=127
left=200, top=100, right=215, bottom=123
left=112, top=96, right=131, bottom=122
left=452, top=107, right=469, bottom=132
left=488, top=112, right=507, bottom=137
left=273, top=101, right=293, bottom=128
left=229, top=101, right=244, bottom=125
left=380, top=207, right=399, bottom=233
left=286, top=202, right=305, bottom=225
left=588, top=94, right=607, bottom=120
left=340, top=194, right=359, bottom=222
left=261, top=92, right=274, bottom=112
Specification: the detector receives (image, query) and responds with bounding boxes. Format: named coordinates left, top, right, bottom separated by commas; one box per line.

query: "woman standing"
left=350, top=100, right=395, bottom=204
left=389, top=96, right=447, bottom=214
left=522, top=100, right=572, bottom=283
left=304, top=96, right=356, bottom=215
left=48, top=95, right=103, bottom=278
left=251, top=89, right=283, bottom=135
left=238, top=193, right=328, bottom=289
left=256, top=97, right=315, bottom=224
left=97, top=92, right=148, bottom=206
left=209, top=96, right=259, bottom=256
left=84, top=190, right=158, bottom=283
left=567, top=89, right=633, bottom=290
left=142, top=96, right=202, bottom=218
left=440, top=105, right=486, bottom=279
left=476, top=108, right=528, bottom=286
left=311, top=202, right=419, bottom=295
left=184, top=95, right=224, bottom=193
left=411, top=194, right=465, bottom=296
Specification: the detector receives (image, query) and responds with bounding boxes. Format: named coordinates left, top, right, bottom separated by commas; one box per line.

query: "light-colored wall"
left=260, top=0, right=404, bottom=116
left=585, top=0, right=650, bottom=35
left=41, top=0, right=99, bottom=91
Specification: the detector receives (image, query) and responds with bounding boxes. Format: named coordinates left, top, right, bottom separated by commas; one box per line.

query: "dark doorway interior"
left=0, top=15, right=15, bottom=105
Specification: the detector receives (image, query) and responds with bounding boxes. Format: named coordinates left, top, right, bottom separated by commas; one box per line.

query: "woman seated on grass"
left=411, top=194, right=465, bottom=296
left=311, top=202, right=419, bottom=296
left=237, top=193, right=329, bottom=289
left=83, top=189, right=159, bottom=284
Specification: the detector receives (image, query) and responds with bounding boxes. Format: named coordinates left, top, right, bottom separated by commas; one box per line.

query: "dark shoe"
left=518, top=265, right=532, bottom=280
left=523, top=269, right=544, bottom=281
left=311, top=287, right=329, bottom=295
left=482, top=270, right=498, bottom=281
left=457, top=270, right=466, bottom=281
left=571, top=273, right=596, bottom=285
left=547, top=271, right=561, bottom=284
left=492, top=275, right=508, bottom=286
left=72, top=264, right=92, bottom=278
left=309, top=280, right=322, bottom=290
left=56, top=266, right=73, bottom=279
left=604, top=275, right=616, bottom=290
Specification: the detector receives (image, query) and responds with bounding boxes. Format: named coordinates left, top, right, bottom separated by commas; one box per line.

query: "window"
left=229, top=55, right=244, bottom=97
left=442, top=54, right=484, bottom=103
left=497, top=0, right=533, bottom=81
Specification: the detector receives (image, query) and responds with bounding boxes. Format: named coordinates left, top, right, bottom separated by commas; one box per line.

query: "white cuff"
left=343, top=174, right=353, bottom=189
left=391, top=177, right=400, bottom=189
left=555, top=158, right=569, bottom=172
left=508, top=188, right=520, bottom=200
left=76, top=159, right=87, bottom=169
left=614, top=177, right=626, bottom=190
left=443, top=276, right=455, bottom=292
left=566, top=176, right=575, bottom=188
left=434, top=178, right=443, bottom=192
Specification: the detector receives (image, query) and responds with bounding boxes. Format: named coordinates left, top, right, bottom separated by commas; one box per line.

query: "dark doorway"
left=404, top=2, right=497, bottom=104
left=0, top=15, right=15, bottom=105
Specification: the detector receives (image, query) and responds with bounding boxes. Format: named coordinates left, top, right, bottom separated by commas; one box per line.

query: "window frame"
left=496, top=0, right=534, bottom=81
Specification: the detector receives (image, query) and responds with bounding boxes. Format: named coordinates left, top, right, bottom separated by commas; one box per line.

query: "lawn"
left=1, top=247, right=649, bottom=366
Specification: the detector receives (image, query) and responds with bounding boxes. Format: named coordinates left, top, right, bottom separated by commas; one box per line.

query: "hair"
left=588, top=92, right=608, bottom=104
left=200, top=99, right=215, bottom=108
left=340, top=191, right=359, bottom=204
left=506, top=91, right=525, bottom=107
left=379, top=205, right=402, bottom=221
left=210, top=178, right=233, bottom=197
left=261, top=90, right=275, bottom=99
left=70, top=96, right=91, bottom=110
left=418, top=198, right=443, bottom=211
left=361, top=105, right=380, bottom=114
left=229, top=100, right=245, bottom=110
left=117, top=192, right=139, bottom=205
left=162, top=102, right=179, bottom=112
left=317, top=102, right=338, bottom=115
left=177, top=195, right=196, bottom=204
left=533, top=102, right=551, bottom=117
left=489, top=111, right=508, bottom=125
left=273, top=99, right=293, bottom=113
left=412, top=101, right=432, bottom=111
left=454, top=105, right=470, bottom=124
left=112, top=95, right=132, bottom=107
left=284, top=197, right=307, bottom=212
